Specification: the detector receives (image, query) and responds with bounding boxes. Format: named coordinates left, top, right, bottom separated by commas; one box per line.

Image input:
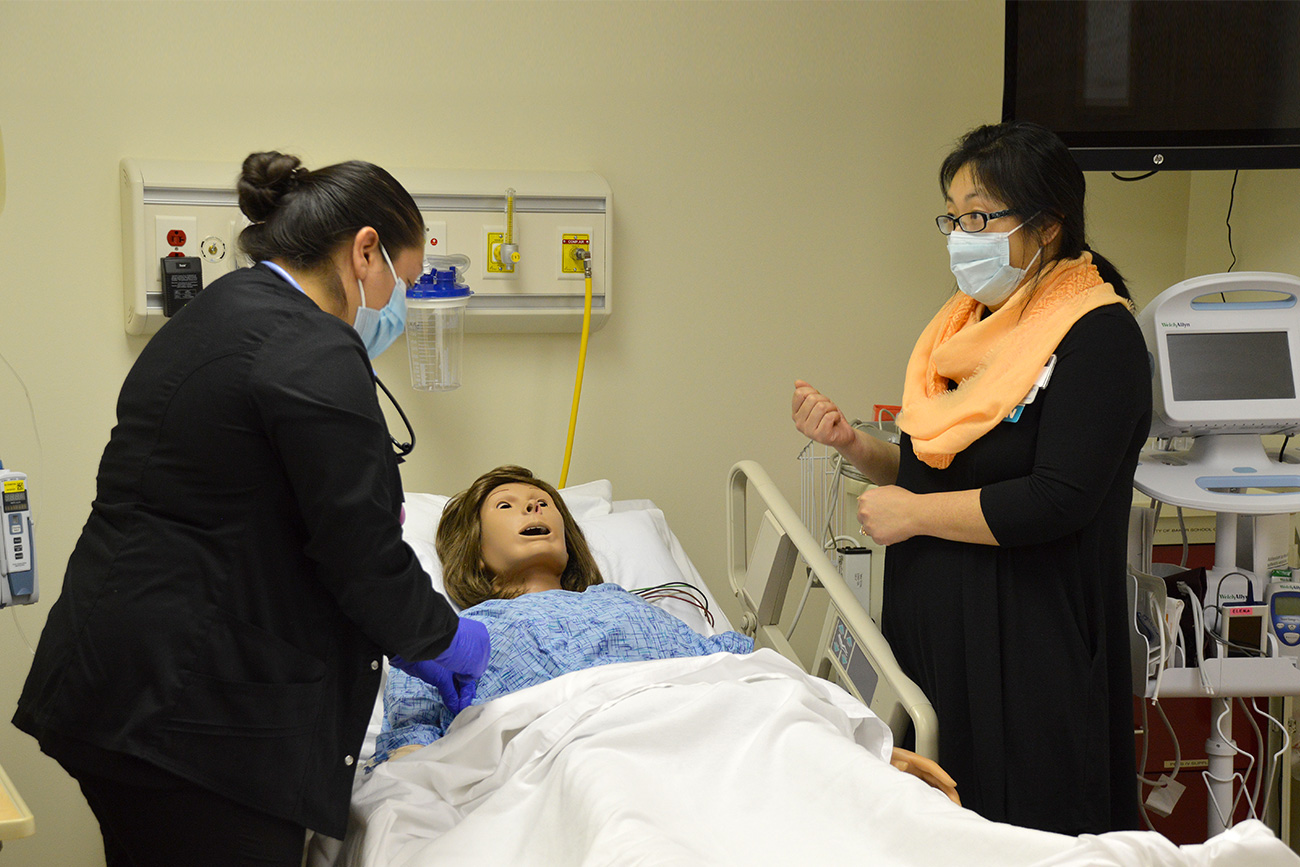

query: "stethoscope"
left=261, top=260, right=416, bottom=462
left=374, top=373, right=415, bottom=463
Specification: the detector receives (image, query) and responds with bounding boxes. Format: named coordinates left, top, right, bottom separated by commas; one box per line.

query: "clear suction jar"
left=406, top=264, right=472, bottom=392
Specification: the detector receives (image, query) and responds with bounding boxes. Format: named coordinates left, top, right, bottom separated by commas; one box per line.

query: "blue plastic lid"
left=409, top=267, right=472, bottom=299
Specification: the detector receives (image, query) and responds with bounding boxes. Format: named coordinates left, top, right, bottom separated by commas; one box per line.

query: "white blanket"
left=314, top=650, right=1298, bottom=867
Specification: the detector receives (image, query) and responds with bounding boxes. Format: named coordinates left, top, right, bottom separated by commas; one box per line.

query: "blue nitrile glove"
left=391, top=617, right=490, bottom=715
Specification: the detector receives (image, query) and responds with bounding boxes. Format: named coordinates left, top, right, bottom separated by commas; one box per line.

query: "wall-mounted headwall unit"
left=120, top=159, right=611, bottom=335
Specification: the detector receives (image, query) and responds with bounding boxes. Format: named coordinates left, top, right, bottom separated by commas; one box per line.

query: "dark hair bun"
left=237, top=151, right=308, bottom=223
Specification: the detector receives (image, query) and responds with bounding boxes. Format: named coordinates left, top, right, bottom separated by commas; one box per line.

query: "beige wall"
left=2, top=1, right=1299, bottom=863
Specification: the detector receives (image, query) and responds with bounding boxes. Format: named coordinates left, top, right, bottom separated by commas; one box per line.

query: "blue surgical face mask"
left=354, top=245, right=408, bottom=358
left=946, top=219, right=1039, bottom=307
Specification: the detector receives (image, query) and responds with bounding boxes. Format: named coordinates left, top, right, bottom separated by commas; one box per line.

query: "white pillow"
left=579, top=508, right=719, bottom=635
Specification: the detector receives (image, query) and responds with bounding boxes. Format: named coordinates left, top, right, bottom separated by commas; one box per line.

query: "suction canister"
left=407, top=260, right=472, bottom=392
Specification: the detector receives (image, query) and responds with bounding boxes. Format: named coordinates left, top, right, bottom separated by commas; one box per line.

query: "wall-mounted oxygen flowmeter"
left=0, top=467, right=37, bottom=607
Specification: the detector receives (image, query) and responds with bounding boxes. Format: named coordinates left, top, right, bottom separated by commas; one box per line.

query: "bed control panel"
left=827, top=617, right=878, bottom=703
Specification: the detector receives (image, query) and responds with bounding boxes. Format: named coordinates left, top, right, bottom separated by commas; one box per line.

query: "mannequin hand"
left=792, top=380, right=858, bottom=451
left=890, top=747, right=961, bottom=805
left=857, top=485, right=918, bottom=546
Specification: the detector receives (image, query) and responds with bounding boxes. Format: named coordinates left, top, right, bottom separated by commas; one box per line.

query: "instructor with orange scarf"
left=793, top=122, right=1150, bottom=835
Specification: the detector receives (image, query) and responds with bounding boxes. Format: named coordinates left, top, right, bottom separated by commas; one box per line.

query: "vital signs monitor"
left=1139, top=271, right=1300, bottom=439
left=1134, top=271, right=1300, bottom=515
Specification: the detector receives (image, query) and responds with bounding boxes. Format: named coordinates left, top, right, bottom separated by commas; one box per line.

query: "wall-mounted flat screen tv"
left=1003, top=1, right=1300, bottom=171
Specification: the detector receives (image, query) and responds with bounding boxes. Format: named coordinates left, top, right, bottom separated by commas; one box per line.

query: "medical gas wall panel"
left=120, top=159, right=611, bottom=335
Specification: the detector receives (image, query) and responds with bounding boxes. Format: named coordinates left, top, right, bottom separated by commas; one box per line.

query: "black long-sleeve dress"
left=881, top=303, right=1151, bottom=835
left=15, top=264, right=459, bottom=838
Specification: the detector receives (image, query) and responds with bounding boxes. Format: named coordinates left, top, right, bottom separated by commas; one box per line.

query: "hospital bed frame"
left=727, top=460, right=938, bottom=761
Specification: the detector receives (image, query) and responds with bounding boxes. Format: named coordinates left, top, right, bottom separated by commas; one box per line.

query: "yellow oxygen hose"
left=558, top=251, right=593, bottom=487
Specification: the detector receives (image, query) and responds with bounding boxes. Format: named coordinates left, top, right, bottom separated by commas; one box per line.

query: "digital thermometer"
left=0, top=469, right=37, bottom=607
left=1266, top=580, right=1300, bottom=656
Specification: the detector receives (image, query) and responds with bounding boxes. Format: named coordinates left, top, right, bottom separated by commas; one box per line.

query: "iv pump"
left=0, top=463, right=38, bottom=607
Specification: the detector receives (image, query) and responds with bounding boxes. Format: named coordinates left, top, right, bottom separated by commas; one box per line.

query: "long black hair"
left=940, top=122, right=1131, bottom=301
left=236, top=151, right=424, bottom=271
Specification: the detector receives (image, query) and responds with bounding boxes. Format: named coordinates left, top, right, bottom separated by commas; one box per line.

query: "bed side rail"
left=727, top=459, right=938, bottom=760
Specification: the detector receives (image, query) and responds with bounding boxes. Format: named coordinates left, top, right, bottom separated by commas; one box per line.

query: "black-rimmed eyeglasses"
left=935, top=209, right=1016, bottom=235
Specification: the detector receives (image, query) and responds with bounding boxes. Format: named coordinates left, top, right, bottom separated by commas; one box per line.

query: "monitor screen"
left=1004, top=1, right=1300, bottom=171
left=1167, top=332, right=1296, bottom=402
left=1274, top=594, right=1300, bottom=618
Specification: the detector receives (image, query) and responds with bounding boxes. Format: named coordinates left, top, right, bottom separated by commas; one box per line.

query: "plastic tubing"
left=558, top=272, right=593, bottom=487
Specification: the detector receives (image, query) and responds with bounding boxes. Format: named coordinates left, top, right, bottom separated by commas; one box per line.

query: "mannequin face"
left=479, top=483, right=568, bottom=592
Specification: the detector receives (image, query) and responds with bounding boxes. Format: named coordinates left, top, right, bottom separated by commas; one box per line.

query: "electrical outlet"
left=156, top=215, right=197, bottom=262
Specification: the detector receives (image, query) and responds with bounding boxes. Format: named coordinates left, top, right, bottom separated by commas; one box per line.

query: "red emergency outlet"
left=166, top=229, right=188, bottom=247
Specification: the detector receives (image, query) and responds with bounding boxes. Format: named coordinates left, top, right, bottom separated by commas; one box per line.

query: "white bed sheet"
left=315, top=650, right=1297, bottom=867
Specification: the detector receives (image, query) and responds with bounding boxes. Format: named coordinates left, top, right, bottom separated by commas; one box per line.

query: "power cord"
left=1226, top=169, right=1240, bottom=273
left=1137, top=698, right=1184, bottom=829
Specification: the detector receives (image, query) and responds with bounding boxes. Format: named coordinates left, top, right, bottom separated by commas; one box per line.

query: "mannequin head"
left=437, top=466, right=603, bottom=609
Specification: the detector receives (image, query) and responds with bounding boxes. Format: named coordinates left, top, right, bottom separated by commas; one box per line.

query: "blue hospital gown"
left=373, top=584, right=753, bottom=764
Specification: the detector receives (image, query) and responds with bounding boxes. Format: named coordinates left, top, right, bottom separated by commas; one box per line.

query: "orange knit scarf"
left=898, top=253, right=1129, bottom=469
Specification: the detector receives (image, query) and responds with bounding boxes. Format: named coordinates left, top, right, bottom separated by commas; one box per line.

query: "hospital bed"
left=306, top=462, right=1299, bottom=867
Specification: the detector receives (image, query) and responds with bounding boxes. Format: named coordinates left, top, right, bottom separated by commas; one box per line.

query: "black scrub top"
left=14, top=264, right=459, bottom=838
left=881, top=304, right=1151, bottom=835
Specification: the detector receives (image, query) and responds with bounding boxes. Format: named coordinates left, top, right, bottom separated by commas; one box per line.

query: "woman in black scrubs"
left=15, top=152, right=487, bottom=866
left=793, top=122, right=1150, bottom=834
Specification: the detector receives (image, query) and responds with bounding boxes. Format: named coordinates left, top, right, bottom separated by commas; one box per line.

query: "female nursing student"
left=13, top=152, right=488, bottom=866
left=792, top=122, right=1151, bottom=835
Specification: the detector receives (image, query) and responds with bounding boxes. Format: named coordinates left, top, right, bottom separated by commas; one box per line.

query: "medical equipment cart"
left=1134, top=441, right=1300, bottom=840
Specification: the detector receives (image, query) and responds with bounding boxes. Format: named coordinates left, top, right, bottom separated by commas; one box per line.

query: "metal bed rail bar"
left=727, top=459, right=938, bottom=760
